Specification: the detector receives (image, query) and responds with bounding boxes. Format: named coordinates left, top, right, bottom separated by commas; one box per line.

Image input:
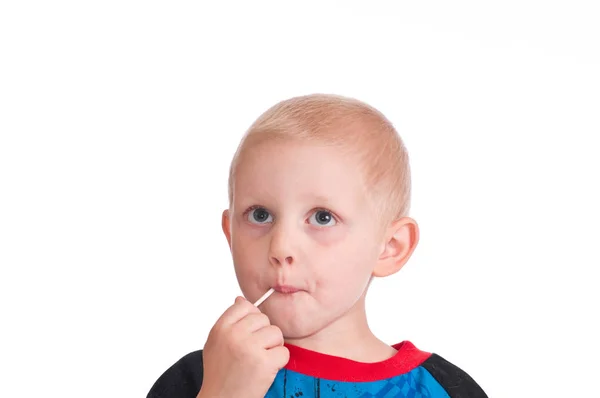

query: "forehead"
left=233, top=141, right=370, bottom=209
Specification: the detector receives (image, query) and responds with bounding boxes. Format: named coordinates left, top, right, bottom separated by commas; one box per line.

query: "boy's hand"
left=197, top=296, right=289, bottom=398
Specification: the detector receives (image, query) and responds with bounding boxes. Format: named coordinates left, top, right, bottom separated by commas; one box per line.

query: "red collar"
left=283, top=341, right=431, bottom=382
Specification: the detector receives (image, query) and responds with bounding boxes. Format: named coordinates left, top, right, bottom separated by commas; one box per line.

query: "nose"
left=270, top=254, right=293, bottom=266
left=268, top=223, right=295, bottom=267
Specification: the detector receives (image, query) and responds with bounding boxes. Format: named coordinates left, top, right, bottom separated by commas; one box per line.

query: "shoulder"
left=146, top=350, right=204, bottom=398
left=420, top=352, right=488, bottom=398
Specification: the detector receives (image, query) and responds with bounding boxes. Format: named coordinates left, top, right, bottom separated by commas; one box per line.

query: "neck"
left=283, top=294, right=397, bottom=363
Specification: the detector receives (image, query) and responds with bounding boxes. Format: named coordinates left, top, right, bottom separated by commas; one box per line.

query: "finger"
left=268, top=345, right=290, bottom=369
left=215, top=297, right=260, bottom=328
left=234, top=312, right=271, bottom=334
left=251, top=325, right=285, bottom=349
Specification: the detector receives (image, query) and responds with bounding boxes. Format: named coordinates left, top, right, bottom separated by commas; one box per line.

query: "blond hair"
left=227, top=94, right=411, bottom=225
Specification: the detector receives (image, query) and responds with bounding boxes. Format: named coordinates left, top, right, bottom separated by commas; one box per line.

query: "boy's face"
left=222, top=140, right=389, bottom=339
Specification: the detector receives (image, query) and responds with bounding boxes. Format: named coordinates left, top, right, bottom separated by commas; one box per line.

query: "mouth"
left=273, top=285, right=302, bottom=294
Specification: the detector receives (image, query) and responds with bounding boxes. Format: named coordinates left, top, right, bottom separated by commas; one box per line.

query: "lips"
left=273, top=285, right=302, bottom=294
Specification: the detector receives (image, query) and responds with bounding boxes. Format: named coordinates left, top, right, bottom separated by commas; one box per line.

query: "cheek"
left=231, top=218, right=269, bottom=252
left=311, top=225, right=347, bottom=246
left=231, top=229, right=266, bottom=278
left=312, top=228, right=377, bottom=283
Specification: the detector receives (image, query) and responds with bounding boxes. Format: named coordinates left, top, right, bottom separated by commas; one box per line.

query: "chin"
left=280, top=324, right=322, bottom=340
left=269, top=312, right=329, bottom=340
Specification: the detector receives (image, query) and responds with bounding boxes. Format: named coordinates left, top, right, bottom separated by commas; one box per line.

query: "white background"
left=1, top=1, right=599, bottom=397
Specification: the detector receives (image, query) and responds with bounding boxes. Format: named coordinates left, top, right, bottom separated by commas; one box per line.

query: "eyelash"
left=243, top=205, right=340, bottom=224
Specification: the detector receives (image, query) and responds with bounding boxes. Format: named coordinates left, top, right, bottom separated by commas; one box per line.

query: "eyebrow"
left=236, top=192, right=342, bottom=210
left=299, top=194, right=340, bottom=209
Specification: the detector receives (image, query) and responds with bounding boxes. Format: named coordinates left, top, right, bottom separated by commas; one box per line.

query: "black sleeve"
left=421, top=354, right=488, bottom=398
left=146, top=350, right=204, bottom=398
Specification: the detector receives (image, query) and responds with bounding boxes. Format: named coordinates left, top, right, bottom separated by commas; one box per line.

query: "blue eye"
left=309, top=210, right=336, bottom=226
left=248, top=207, right=273, bottom=224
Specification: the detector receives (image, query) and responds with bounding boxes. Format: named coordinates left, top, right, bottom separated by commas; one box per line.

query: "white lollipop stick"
left=253, top=288, right=275, bottom=307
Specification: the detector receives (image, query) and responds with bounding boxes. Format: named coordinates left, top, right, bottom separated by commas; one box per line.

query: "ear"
left=373, top=217, right=419, bottom=277
left=221, top=209, right=232, bottom=250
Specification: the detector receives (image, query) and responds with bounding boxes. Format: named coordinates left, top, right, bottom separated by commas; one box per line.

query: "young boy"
left=147, top=94, right=488, bottom=398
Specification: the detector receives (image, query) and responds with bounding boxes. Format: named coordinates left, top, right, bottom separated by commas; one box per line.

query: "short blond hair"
left=228, top=94, right=411, bottom=225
